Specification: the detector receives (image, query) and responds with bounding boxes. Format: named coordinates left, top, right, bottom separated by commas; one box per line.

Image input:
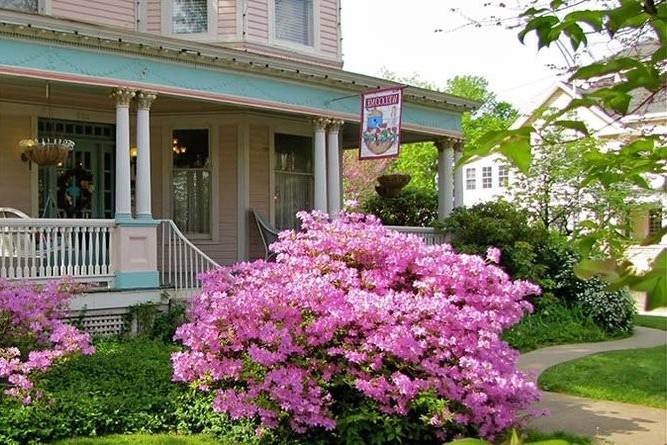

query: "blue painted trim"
left=115, top=213, right=132, bottom=222
left=0, top=37, right=461, bottom=134
left=115, top=271, right=159, bottom=289
left=136, top=214, right=153, bottom=220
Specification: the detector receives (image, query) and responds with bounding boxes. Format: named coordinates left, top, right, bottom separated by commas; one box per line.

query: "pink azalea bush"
left=0, top=280, right=94, bottom=404
left=172, top=210, right=540, bottom=440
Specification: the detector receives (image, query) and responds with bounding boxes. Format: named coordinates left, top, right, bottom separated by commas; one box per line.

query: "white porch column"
left=453, top=142, right=464, bottom=208
left=111, top=88, right=135, bottom=219
left=327, top=120, right=344, bottom=216
left=436, top=138, right=455, bottom=219
left=313, top=117, right=329, bottom=212
left=135, top=91, right=157, bottom=219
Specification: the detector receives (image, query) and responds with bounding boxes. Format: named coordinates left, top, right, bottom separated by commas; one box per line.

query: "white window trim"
left=164, top=124, right=219, bottom=242
left=268, top=0, right=321, bottom=54
left=161, top=0, right=218, bottom=42
left=482, top=166, right=493, bottom=189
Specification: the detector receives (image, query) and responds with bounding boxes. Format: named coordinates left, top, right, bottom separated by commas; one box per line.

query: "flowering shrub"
left=172, top=210, right=540, bottom=440
left=0, top=280, right=94, bottom=404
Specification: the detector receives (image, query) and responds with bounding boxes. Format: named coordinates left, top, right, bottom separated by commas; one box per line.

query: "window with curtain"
left=274, top=133, right=313, bottom=230
left=172, top=0, right=208, bottom=34
left=172, top=129, right=211, bottom=235
left=274, top=0, right=314, bottom=46
left=465, top=168, right=476, bottom=190
left=0, top=0, right=38, bottom=12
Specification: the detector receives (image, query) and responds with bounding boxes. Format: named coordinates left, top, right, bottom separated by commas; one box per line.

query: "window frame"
left=0, top=0, right=47, bottom=13
left=166, top=125, right=218, bottom=241
left=465, top=167, right=477, bottom=190
left=482, top=166, right=492, bottom=189
left=161, top=0, right=218, bottom=41
left=268, top=0, right=321, bottom=53
left=498, top=165, right=509, bottom=188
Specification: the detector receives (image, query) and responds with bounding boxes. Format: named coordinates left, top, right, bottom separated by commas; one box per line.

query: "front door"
left=38, top=119, right=115, bottom=219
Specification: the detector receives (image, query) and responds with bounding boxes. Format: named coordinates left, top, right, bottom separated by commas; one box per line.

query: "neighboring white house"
left=462, top=78, right=666, bottom=239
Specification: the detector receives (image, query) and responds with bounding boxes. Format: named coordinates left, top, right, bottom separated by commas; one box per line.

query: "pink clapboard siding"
left=319, top=0, right=339, bottom=56
left=0, top=115, right=33, bottom=215
left=246, top=0, right=269, bottom=41
left=146, top=0, right=161, bottom=33
left=217, top=0, right=238, bottom=39
left=51, top=0, right=136, bottom=30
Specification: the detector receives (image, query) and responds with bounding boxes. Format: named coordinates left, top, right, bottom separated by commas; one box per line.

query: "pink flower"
left=486, top=246, right=502, bottom=264
left=172, top=210, right=540, bottom=439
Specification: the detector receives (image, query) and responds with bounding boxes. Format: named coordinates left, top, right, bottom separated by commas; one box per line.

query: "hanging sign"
left=359, top=87, right=403, bottom=160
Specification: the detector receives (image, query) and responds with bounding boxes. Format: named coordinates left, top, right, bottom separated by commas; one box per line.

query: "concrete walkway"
left=519, top=327, right=667, bottom=445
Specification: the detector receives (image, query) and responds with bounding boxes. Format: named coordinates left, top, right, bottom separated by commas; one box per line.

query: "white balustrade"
left=0, top=219, right=115, bottom=285
left=158, top=220, right=219, bottom=291
left=386, top=226, right=449, bottom=245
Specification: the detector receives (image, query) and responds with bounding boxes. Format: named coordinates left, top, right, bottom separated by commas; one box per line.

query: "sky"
left=340, top=0, right=604, bottom=113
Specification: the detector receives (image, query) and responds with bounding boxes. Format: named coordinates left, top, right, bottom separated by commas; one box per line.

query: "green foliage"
left=0, top=338, right=258, bottom=445
left=576, top=283, right=636, bottom=334
left=387, top=142, right=438, bottom=193
left=362, top=188, right=438, bottom=227
left=539, top=345, right=667, bottom=408
left=504, top=296, right=611, bottom=353
left=123, top=296, right=187, bottom=343
left=446, top=428, right=576, bottom=444
left=54, top=434, right=222, bottom=445
left=485, top=0, right=667, bottom=306
left=634, top=314, right=667, bottom=331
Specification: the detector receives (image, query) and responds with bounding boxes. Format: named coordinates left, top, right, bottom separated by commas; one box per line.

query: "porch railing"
left=0, top=218, right=115, bottom=285
left=158, top=220, right=220, bottom=291
left=386, top=226, right=448, bottom=245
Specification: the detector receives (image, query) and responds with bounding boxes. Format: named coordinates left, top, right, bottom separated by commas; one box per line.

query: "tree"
left=464, top=0, right=667, bottom=307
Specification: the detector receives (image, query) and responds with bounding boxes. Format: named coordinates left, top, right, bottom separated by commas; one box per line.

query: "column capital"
left=312, top=116, right=331, bottom=131
left=136, top=91, right=157, bottom=110
left=110, top=88, right=136, bottom=107
left=328, top=119, right=345, bottom=132
left=435, top=136, right=463, bottom=151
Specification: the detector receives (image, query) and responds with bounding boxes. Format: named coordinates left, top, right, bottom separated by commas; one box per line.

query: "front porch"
left=0, top=12, right=474, bottom=298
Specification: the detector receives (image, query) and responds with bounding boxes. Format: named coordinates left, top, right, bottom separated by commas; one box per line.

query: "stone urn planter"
left=375, top=174, right=411, bottom=198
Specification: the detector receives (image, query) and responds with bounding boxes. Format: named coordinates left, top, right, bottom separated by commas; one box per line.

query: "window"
left=274, top=134, right=313, bottom=230
left=274, top=0, right=314, bottom=46
left=498, top=165, right=509, bottom=188
left=465, top=168, right=476, bottom=190
left=0, top=0, right=38, bottom=12
left=172, top=129, right=211, bottom=235
left=482, top=166, right=492, bottom=189
left=172, top=0, right=208, bottom=34
left=648, top=208, right=663, bottom=237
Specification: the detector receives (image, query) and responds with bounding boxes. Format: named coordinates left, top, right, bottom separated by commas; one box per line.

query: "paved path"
left=518, top=327, right=667, bottom=445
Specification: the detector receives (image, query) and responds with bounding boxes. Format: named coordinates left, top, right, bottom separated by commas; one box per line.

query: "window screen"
left=173, top=0, right=208, bottom=34
left=0, top=0, right=38, bottom=12
left=275, top=0, right=314, bottom=46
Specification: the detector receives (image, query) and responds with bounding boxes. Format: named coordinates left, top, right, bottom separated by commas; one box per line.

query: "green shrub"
left=123, top=297, right=187, bottom=343
left=504, top=296, right=610, bottom=352
left=362, top=188, right=438, bottom=227
left=0, top=338, right=257, bottom=445
left=576, top=283, right=636, bottom=334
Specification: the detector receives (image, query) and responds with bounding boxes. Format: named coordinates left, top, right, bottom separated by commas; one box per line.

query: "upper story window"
left=274, top=0, right=314, bottom=47
left=173, top=0, right=208, bottom=34
left=0, top=0, right=38, bottom=12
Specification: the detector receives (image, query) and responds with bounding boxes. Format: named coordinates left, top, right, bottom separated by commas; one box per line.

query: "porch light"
left=130, top=146, right=138, bottom=158
left=19, top=137, right=75, bottom=166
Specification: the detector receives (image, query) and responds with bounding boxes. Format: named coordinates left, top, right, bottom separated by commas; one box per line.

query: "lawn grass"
left=539, top=346, right=667, bottom=408
left=54, top=434, right=222, bottom=445
left=525, top=429, right=593, bottom=444
left=634, top=314, right=667, bottom=331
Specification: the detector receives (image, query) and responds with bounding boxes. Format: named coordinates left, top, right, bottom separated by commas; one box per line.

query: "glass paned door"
left=274, top=134, right=314, bottom=230
left=38, top=119, right=115, bottom=219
